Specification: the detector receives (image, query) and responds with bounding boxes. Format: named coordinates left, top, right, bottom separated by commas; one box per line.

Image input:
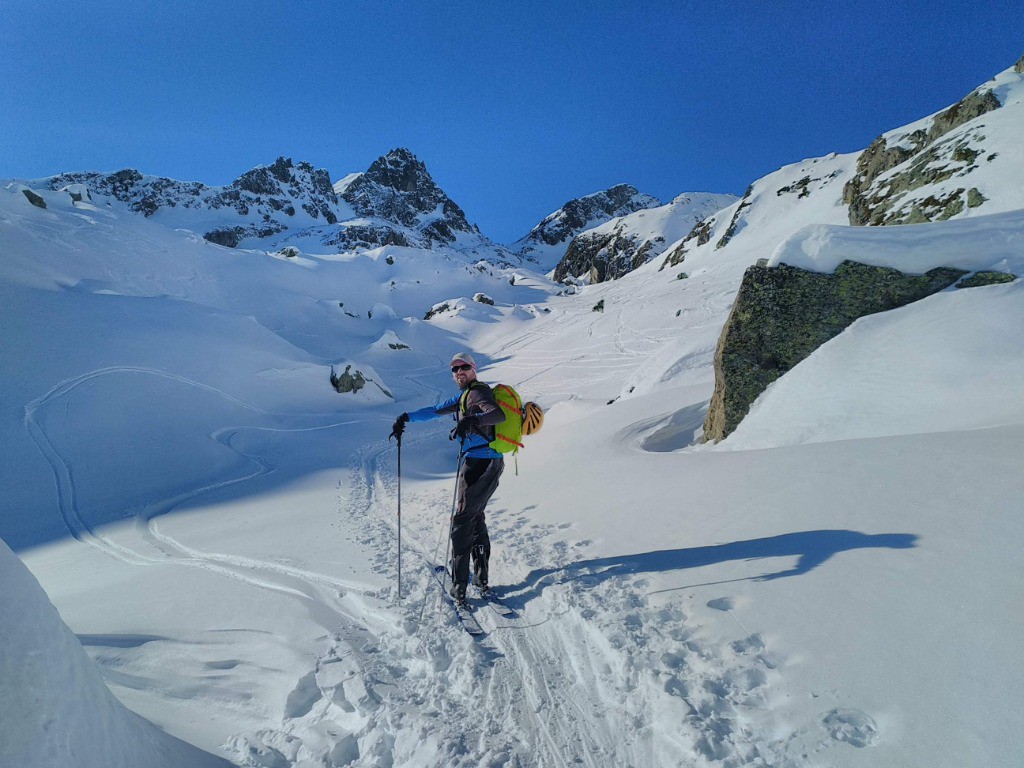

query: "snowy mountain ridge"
left=552, top=191, right=738, bottom=282
left=659, top=59, right=1024, bottom=278
left=44, top=157, right=342, bottom=248
left=512, top=183, right=662, bottom=269
left=2, top=56, right=1024, bottom=768
left=35, top=149, right=514, bottom=262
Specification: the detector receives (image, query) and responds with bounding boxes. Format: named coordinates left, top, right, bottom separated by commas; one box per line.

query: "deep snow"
left=3, top=62, right=1024, bottom=768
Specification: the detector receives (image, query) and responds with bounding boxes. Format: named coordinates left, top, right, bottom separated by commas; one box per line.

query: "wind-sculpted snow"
left=0, top=538, right=231, bottom=768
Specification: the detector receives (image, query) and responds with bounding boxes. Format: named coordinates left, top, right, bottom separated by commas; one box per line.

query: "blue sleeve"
left=407, top=394, right=460, bottom=423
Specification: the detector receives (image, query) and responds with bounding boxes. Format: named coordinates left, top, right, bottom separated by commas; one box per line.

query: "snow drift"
left=0, top=538, right=229, bottom=768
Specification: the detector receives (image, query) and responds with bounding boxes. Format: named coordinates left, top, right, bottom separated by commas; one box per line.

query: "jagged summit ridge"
left=44, top=157, right=342, bottom=247
left=35, top=149, right=509, bottom=259
left=514, top=184, right=661, bottom=268
left=338, top=147, right=480, bottom=246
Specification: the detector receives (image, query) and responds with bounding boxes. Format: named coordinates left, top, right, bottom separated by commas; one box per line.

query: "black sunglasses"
left=451, top=364, right=473, bottom=373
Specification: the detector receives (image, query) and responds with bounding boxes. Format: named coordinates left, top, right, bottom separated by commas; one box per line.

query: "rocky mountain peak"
left=232, top=156, right=336, bottom=202
left=361, top=148, right=432, bottom=193
left=513, top=184, right=661, bottom=267
left=338, top=148, right=478, bottom=245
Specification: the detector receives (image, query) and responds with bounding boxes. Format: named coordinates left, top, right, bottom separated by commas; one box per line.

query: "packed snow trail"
left=225, top=430, right=807, bottom=768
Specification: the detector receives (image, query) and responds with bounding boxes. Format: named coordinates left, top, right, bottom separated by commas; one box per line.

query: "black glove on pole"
left=454, top=414, right=479, bottom=440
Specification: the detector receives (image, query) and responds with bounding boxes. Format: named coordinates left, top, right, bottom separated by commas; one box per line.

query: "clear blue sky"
left=2, top=1, right=1021, bottom=243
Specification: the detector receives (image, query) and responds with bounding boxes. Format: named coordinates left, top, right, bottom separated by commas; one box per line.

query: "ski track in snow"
left=24, top=366, right=378, bottom=624
left=25, top=367, right=842, bottom=766
left=226, top=431, right=833, bottom=768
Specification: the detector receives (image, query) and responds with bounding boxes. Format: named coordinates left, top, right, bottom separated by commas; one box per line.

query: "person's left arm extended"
left=406, top=393, right=461, bottom=423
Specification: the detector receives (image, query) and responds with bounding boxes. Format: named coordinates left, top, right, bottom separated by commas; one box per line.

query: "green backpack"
left=460, top=381, right=542, bottom=455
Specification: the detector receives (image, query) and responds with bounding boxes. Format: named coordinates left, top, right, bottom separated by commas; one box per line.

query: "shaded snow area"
left=0, top=539, right=230, bottom=768
left=3, top=70, right=1024, bottom=766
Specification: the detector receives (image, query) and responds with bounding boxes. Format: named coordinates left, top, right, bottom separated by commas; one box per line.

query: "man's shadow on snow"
left=500, top=530, right=918, bottom=608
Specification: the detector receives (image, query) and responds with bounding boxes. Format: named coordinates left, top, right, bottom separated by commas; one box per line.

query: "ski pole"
left=388, top=418, right=406, bottom=601
left=397, top=432, right=402, bottom=601
left=441, top=438, right=467, bottom=596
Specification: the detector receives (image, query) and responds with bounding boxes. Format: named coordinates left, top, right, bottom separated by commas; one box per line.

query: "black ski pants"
left=451, top=456, right=503, bottom=588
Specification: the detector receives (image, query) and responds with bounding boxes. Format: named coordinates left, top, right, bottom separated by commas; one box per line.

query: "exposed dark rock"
left=703, top=260, right=967, bottom=442
left=424, top=302, right=453, bottom=320
left=319, top=223, right=412, bottom=250
left=929, top=90, right=1001, bottom=139
left=330, top=365, right=366, bottom=394
left=203, top=228, right=245, bottom=248
left=843, top=89, right=1001, bottom=226
left=967, top=188, right=987, bottom=208
left=203, top=222, right=286, bottom=247
left=715, top=186, right=753, bottom=249
left=515, top=185, right=660, bottom=265
left=661, top=216, right=717, bottom=270
left=473, top=293, right=495, bottom=305
left=339, top=148, right=478, bottom=247
left=1015, top=53, right=1024, bottom=74
left=553, top=228, right=658, bottom=283
left=22, top=189, right=46, bottom=209
left=956, top=271, right=1016, bottom=288
left=777, top=176, right=813, bottom=198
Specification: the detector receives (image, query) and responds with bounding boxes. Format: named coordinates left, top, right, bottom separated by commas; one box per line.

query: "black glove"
left=454, top=414, right=479, bottom=440
left=390, top=412, right=409, bottom=441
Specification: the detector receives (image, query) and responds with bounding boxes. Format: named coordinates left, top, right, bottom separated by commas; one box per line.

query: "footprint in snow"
left=707, top=597, right=735, bottom=611
left=822, top=708, right=879, bottom=748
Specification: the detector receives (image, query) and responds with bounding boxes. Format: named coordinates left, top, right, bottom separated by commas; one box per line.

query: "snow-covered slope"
left=659, top=60, right=1024, bottom=282
left=552, top=191, right=737, bottom=282
left=0, top=539, right=229, bottom=768
left=2, top=57, right=1023, bottom=768
left=842, top=63, right=1024, bottom=226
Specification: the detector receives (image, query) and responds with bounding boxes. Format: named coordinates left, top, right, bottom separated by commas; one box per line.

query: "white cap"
left=450, top=352, right=477, bottom=370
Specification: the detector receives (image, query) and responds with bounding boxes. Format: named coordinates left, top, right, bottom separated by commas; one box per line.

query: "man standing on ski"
left=391, top=352, right=505, bottom=607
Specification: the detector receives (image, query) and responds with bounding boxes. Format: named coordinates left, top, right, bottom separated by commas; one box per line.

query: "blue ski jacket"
left=407, top=382, right=505, bottom=459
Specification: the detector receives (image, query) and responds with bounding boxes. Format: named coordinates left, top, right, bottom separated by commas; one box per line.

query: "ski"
left=477, top=586, right=517, bottom=619
left=432, top=565, right=484, bottom=637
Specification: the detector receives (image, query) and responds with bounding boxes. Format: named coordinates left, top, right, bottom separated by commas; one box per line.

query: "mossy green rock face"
left=703, top=261, right=967, bottom=442
left=957, top=271, right=1016, bottom=288
left=842, top=89, right=1001, bottom=226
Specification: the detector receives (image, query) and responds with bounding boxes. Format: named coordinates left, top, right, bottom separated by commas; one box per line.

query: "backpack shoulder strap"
left=459, top=380, right=489, bottom=415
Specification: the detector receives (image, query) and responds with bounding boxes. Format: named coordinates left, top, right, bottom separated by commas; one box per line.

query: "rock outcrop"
left=552, top=192, right=737, bottom=283
left=554, top=227, right=659, bottom=283
left=21, top=189, right=47, bottom=209
left=842, top=89, right=1002, bottom=226
left=703, top=261, right=973, bottom=442
left=514, top=184, right=660, bottom=266
left=338, top=148, right=478, bottom=248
